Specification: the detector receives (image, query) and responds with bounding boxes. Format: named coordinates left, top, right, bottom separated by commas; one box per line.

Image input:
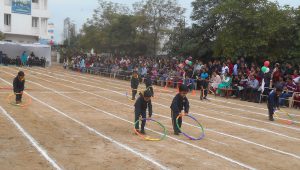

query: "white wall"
left=0, top=0, right=51, bottom=43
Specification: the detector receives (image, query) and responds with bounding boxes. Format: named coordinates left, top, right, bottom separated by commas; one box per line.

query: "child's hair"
left=179, top=84, right=189, bottom=92
left=18, top=71, right=25, bottom=77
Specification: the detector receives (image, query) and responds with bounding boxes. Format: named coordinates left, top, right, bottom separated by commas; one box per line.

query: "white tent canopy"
left=0, top=41, right=51, bottom=66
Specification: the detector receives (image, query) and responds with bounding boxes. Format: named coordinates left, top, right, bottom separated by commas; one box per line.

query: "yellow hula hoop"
left=274, top=110, right=293, bottom=125
left=6, top=92, right=32, bottom=108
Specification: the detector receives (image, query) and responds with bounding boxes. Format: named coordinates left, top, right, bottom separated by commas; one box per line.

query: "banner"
left=12, top=0, right=31, bottom=15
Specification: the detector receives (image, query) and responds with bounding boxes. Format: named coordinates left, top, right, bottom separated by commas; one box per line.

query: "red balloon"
left=264, top=61, right=270, bottom=67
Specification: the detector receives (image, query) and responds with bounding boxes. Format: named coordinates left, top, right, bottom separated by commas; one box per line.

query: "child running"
left=134, top=90, right=153, bottom=134
left=13, top=71, right=25, bottom=104
left=131, top=71, right=139, bottom=100
left=170, top=84, right=190, bottom=135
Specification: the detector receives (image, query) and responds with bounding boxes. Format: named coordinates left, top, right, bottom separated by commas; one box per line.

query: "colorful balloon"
left=261, top=66, right=267, bottom=73
left=264, top=61, right=270, bottom=67
left=185, top=60, right=190, bottom=64
left=189, top=61, right=193, bottom=66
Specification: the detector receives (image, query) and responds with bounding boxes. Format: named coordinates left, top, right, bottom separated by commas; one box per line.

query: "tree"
left=133, top=0, right=185, bottom=55
left=186, top=0, right=299, bottom=61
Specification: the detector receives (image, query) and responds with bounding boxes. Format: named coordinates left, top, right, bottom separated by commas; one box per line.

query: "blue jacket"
left=268, top=91, right=279, bottom=108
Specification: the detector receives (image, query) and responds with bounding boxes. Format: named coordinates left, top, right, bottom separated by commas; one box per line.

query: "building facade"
left=0, top=0, right=51, bottom=44
left=63, top=17, right=76, bottom=44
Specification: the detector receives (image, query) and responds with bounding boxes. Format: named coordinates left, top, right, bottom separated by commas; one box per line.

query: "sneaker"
left=140, top=130, right=145, bottom=134
left=174, top=132, right=179, bottom=135
left=269, top=116, right=274, bottom=121
left=203, top=97, right=207, bottom=100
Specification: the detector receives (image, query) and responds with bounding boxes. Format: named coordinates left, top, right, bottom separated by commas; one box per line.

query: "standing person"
left=199, top=67, right=209, bottom=100
left=0, top=51, right=3, bottom=65
left=13, top=71, right=25, bottom=104
left=267, top=88, right=282, bottom=121
left=170, top=85, right=190, bottom=135
left=131, top=71, right=139, bottom=100
left=144, top=72, right=154, bottom=97
left=21, top=51, right=27, bottom=67
left=134, top=90, right=153, bottom=134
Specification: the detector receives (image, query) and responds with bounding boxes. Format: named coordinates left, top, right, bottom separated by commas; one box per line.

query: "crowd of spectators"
left=64, top=53, right=300, bottom=109
left=0, top=51, right=46, bottom=67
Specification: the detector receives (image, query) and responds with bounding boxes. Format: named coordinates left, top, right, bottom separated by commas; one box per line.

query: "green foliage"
left=165, top=0, right=300, bottom=62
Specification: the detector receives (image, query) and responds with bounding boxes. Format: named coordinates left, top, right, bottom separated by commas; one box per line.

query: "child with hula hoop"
left=170, top=84, right=190, bottom=135
left=267, top=87, right=282, bottom=121
left=134, top=90, right=153, bottom=134
left=13, top=71, right=25, bottom=104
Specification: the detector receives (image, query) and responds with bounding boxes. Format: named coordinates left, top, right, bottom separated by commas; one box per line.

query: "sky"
left=48, top=0, right=300, bottom=43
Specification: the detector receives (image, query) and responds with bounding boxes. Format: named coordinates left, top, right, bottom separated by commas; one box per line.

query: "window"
left=32, top=0, right=39, bottom=3
left=32, top=17, right=39, bottom=27
left=4, top=14, right=11, bottom=26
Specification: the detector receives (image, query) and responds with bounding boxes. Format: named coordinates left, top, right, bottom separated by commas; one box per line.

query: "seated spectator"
left=231, top=75, right=240, bottom=98
left=238, top=74, right=248, bottom=99
left=279, top=77, right=297, bottom=107
left=292, top=70, right=299, bottom=80
left=217, top=73, right=232, bottom=95
left=241, top=75, right=259, bottom=102
left=293, top=82, right=300, bottom=109
left=274, top=76, right=285, bottom=90
left=210, top=72, right=221, bottom=91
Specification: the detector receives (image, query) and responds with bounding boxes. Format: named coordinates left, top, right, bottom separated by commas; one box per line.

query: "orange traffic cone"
left=164, top=85, right=167, bottom=91
left=191, top=90, right=196, bottom=96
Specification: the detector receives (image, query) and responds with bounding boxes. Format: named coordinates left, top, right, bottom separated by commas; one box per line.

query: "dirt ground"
left=0, top=65, right=299, bottom=170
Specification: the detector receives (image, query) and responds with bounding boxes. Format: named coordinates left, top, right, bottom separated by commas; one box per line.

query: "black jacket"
left=170, top=94, right=190, bottom=114
left=144, top=75, right=152, bottom=87
left=134, top=94, right=152, bottom=117
left=131, top=76, right=139, bottom=89
left=13, top=76, right=25, bottom=93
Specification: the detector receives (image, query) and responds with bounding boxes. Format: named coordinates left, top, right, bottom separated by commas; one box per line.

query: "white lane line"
left=42, top=68, right=300, bottom=122
left=0, top=106, right=63, bottom=170
left=24, top=68, right=300, bottom=141
left=12, top=68, right=300, bottom=160
left=0, top=76, right=169, bottom=170
left=2, top=70, right=257, bottom=170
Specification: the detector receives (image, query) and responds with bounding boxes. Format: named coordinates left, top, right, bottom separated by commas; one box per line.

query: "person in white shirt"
left=221, top=63, right=229, bottom=75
